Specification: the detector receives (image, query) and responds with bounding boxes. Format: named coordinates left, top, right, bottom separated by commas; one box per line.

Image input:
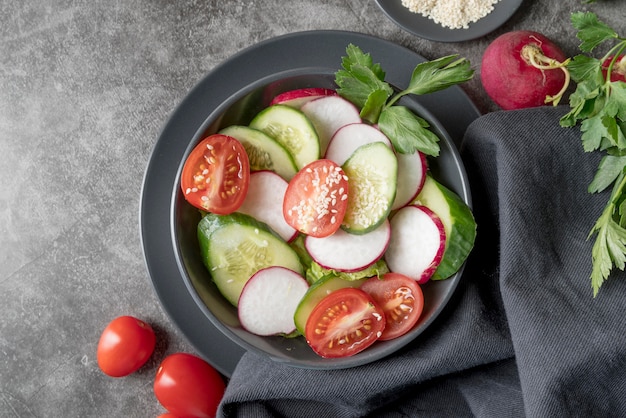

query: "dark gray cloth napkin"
left=218, top=106, right=626, bottom=417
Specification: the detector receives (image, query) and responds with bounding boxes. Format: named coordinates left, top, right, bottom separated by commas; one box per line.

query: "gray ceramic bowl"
left=169, top=68, right=471, bottom=370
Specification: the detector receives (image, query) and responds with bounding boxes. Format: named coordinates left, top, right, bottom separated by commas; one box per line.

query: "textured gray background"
left=1, top=0, right=621, bottom=416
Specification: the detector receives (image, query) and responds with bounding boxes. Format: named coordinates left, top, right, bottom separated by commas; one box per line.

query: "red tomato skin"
left=154, top=353, right=226, bottom=418
left=360, top=273, right=424, bottom=341
left=305, top=288, right=385, bottom=358
left=283, top=159, right=349, bottom=238
left=180, top=134, right=250, bottom=215
left=97, top=315, right=156, bottom=377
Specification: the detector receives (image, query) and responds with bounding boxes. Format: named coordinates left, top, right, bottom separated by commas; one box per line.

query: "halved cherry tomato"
left=154, top=353, right=226, bottom=418
left=304, top=287, right=385, bottom=358
left=181, top=134, right=250, bottom=215
left=283, top=159, right=349, bottom=238
left=360, top=273, right=424, bottom=341
left=97, top=315, right=156, bottom=377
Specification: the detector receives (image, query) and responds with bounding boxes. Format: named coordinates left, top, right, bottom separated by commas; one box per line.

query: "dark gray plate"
left=375, top=0, right=524, bottom=42
left=140, top=30, right=480, bottom=377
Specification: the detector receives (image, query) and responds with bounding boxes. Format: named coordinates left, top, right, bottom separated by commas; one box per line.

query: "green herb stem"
left=385, top=93, right=403, bottom=109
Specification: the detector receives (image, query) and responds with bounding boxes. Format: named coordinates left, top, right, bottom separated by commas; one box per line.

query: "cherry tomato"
left=360, top=273, right=424, bottom=341
left=283, top=159, right=349, bottom=238
left=181, top=134, right=250, bottom=215
left=602, top=55, right=626, bottom=83
left=304, top=287, right=385, bottom=358
left=97, top=315, right=156, bottom=377
left=157, top=414, right=178, bottom=418
left=154, top=353, right=226, bottom=418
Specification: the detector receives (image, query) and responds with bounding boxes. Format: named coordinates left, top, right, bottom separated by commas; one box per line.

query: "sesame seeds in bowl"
left=375, top=0, right=524, bottom=42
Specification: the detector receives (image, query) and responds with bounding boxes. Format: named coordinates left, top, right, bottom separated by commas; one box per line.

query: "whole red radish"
left=602, top=55, right=626, bottom=83
left=481, top=31, right=570, bottom=110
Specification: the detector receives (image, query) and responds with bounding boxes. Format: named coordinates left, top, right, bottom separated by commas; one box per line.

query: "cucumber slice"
left=249, top=104, right=320, bottom=170
left=219, top=125, right=298, bottom=181
left=293, top=275, right=368, bottom=334
left=341, top=141, right=398, bottom=234
left=197, top=212, right=304, bottom=306
left=412, top=175, right=476, bottom=280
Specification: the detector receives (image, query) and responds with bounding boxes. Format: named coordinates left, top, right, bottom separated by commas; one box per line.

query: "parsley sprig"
left=560, top=12, right=626, bottom=296
left=335, top=44, right=474, bottom=157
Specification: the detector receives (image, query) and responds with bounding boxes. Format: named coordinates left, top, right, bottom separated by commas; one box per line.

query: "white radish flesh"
left=324, top=123, right=392, bottom=166
left=305, top=220, right=391, bottom=272
left=391, top=151, right=427, bottom=210
left=301, top=95, right=361, bottom=155
left=238, top=266, right=309, bottom=336
left=237, top=171, right=298, bottom=242
left=385, top=205, right=446, bottom=284
left=270, top=88, right=337, bottom=108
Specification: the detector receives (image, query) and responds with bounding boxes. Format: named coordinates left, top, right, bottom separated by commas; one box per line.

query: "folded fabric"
left=218, top=106, right=626, bottom=418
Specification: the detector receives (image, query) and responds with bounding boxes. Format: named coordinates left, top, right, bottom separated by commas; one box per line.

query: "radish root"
left=521, top=43, right=571, bottom=106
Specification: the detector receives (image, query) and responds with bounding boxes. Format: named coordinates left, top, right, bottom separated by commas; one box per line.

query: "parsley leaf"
left=590, top=177, right=626, bottom=296
left=589, top=155, right=626, bottom=193
left=335, top=44, right=393, bottom=113
left=388, top=55, right=474, bottom=106
left=562, top=13, right=626, bottom=295
left=378, top=106, right=440, bottom=156
left=571, top=11, right=618, bottom=52
left=334, top=44, right=473, bottom=156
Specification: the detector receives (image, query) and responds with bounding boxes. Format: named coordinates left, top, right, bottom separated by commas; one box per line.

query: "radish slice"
left=391, top=151, right=427, bottom=210
left=301, top=96, right=361, bottom=155
left=270, top=88, right=337, bottom=108
left=385, top=205, right=446, bottom=284
left=305, top=220, right=391, bottom=272
left=237, top=171, right=298, bottom=242
left=238, top=266, right=309, bottom=336
left=324, top=123, right=392, bottom=166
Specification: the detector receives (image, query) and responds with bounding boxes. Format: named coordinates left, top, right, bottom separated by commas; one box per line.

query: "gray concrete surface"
left=1, top=0, right=621, bottom=416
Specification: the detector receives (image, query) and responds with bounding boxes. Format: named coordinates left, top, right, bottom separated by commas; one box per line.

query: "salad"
left=180, top=45, right=477, bottom=358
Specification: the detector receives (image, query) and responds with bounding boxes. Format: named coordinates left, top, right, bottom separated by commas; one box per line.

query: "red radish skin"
left=392, top=151, right=427, bottom=210
left=237, top=171, right=298, bottom=242
left=305, top=220, right=391, bottom=272
left=481, top=31, right=570, bottom=110
left=270, top=88, right=337, bottom=108
left=385, top=205, right=446, bottom=284
left=238, top=267, right=309, bottom=336
left=602, top=55, right=626, bottom=83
